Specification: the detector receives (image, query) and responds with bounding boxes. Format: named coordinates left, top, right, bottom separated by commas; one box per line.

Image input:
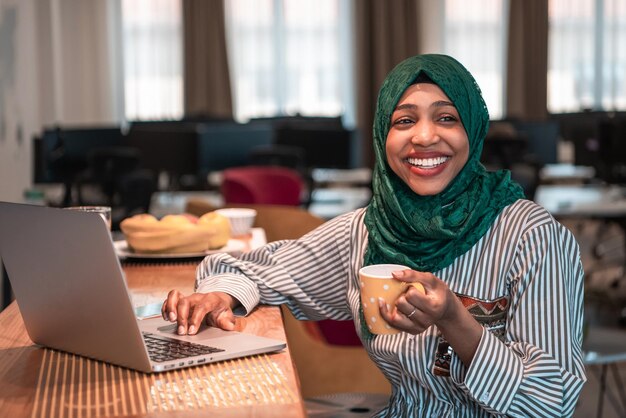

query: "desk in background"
left=0, top=239, right=306, bottom=418
left=539, top=163, right=596, bottom=184
left=534, top=184, right=626, bottom=218
left=307, top=187, right=371, bottom=220
left=534, top=183, right=626, bottom=271
left=310, top=167, right=371, bottom=187
left=535, top=183, right=626, bottom=296
left=150, top=187, right=371, bottom=221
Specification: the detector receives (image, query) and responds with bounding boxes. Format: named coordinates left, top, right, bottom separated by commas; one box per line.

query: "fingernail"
left=392, top=270, right=405, bottom=278
left=169, top=312, right=176, bottom=321
left=177, top=325, right=185, bottom=335
left=378, top=297, right=385, bottom=308
left=188, top=325, right=196, bottom=334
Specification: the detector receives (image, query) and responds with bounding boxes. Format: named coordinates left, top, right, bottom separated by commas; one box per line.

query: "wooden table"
left=0, top=260, right=306, bottom=418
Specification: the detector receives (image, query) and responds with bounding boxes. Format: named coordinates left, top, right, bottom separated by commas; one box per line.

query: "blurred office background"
left=0, top=0, right=624, bottom=205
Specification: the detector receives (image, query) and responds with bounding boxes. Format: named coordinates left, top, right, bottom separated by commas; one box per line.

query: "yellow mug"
left=359, top=264, right=424, bottom=335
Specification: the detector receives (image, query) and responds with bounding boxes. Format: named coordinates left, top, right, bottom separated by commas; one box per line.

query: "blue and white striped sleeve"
left=194, top=210, right=358, bottom=320
left=450, top=215, right=587, bottom=417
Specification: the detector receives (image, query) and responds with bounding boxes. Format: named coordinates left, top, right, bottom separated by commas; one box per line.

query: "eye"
left=437, top=114, right=459, bottom=124
left=391, top=116, right=415, bottom=127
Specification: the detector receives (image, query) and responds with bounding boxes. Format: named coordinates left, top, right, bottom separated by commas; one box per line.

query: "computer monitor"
left=553, top=112, right=603, bottom=168
left=274, top=127, right=355, bottom=169
left=196, top=122, right=274, bottom=176
left=597, top=116, right=626, bottom=184
left=33, top=126, right=125, bottom=206
left=35, top=126, right=124, bottom=184
left=512, top=120, right=560, bottom=165
left=248, top=115, right=344, bottom=130
left=125, top=124, right=199, bottom=184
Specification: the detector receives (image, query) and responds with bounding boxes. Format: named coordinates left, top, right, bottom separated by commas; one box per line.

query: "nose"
left=411, top=120, right=440, bottom=146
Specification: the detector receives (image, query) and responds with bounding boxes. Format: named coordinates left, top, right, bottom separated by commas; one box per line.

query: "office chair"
left=221, top=166, right=304, bottom=206
left=248, top=145, right=314, bottom=207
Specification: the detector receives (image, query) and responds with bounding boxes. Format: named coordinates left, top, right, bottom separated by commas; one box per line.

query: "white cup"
left=215, top=208, right=257, bottom=237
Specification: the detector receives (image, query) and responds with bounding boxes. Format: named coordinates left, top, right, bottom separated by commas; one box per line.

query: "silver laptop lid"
left=0, top=202, right=152, bottom=372
left=0, top=202, right=286, bottom=374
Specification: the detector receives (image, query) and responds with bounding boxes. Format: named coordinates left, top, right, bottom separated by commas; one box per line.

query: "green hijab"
left=363, top=54, right=525, bottom=272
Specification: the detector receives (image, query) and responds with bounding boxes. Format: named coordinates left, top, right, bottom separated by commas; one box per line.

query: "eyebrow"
left=394, top=100, right=456, bottom=112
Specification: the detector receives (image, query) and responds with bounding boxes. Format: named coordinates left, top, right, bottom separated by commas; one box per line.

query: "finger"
left=176, top=298, right=191, bottom=335
left=402, top=311, right=429, bottom=333
left=215, top=309, right=236, bottom=331
left=395, top=292, right=423, bottom=312
left=379, top=298, right=415, bottom=333
left=206, top=306, right=236, bottom=331
left=394, top=297, right=424, bottom=325
left=391, top=268, right=413, bottom=281
left=394, top=297, right=417, bottom=318
left=389, top=298, right=430, bottom=332
left=392, top=269, right=431, bottom=290
left=163, top=290, right=181, bottom=322
left=161, top=299, right=168, bottom=321
left=403, top=285, right=428, bottom=309
left=378, top=297, right=399, bottom=325
left=187, top=303, right=208, bottom=335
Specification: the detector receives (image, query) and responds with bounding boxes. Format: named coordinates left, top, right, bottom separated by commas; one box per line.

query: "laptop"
left=0, top=201, right=286, bottom=373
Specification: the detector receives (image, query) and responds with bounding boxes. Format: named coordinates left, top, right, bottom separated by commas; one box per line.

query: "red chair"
left=221, top=166, right=304, bottom=206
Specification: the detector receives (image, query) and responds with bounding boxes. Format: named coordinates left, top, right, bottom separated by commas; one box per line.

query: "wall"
left=0, top=0, right=123, bottom=205
left=417, top=0, right=444, bottom=53
left=49, top=0, right=123, bottom=125
left=0, top=0, right=38, bottom=204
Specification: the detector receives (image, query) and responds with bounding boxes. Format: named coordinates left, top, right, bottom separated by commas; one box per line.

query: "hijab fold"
left=363, top=55, right=525, bottom=272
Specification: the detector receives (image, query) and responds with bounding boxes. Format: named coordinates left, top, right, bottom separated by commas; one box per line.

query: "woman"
left=163, top=54, right=586, bottom=417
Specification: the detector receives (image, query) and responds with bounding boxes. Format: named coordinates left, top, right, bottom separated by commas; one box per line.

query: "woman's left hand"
left=379, top=269, right=458, bottom=334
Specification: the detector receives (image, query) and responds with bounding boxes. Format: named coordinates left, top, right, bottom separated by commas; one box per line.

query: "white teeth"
left=406, top=156, right=449, bottom=168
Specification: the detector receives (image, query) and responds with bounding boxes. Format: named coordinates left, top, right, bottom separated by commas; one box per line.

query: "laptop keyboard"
left=142, top=332, right=225, bottom=363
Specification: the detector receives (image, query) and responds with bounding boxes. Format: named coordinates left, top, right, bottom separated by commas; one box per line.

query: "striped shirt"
left=196, top=199, right=586, bottom=417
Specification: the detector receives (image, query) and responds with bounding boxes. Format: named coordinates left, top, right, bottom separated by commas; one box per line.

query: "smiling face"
left=385, top=82, right=470, bottom=196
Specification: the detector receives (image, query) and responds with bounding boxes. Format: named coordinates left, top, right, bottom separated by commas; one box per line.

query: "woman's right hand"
left=161, top=290, right=237, bottom=335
